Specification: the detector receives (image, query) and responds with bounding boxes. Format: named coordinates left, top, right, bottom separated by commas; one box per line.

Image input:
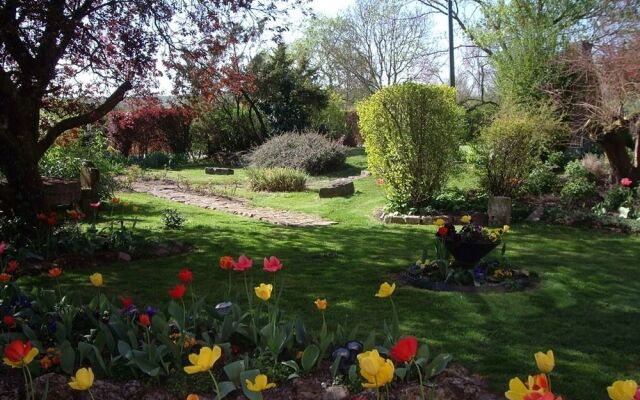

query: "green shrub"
left=357, top=83, right=465, bottom=209
left=464, top=103, right=499, bottom=141
left=602, top=186, right=633, bottom=211
left=521, top=163, right=558, bottom=195
left=560, top=178, right=597, bottom=204
left=161, top=208, right=186, bottom=229
left=246, top=167, right=307, bottom=192
left=475, top=103, right=568, bottom=197
left=311, top=90, right=347, bottom=139
left=39, top=130, right=123, bottom=199
left=249, top=131, right=347, bottom=175
left=564, top=159, right=596, bottom=182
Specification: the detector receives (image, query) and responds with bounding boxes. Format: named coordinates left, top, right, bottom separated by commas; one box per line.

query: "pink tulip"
left=621, top=178, right=633, bottom=187
left=233, top=255, right=253, bottom=272
left=0, top=242, right=6, bottom=256
left=263, top=256, right=283, bottom=273
left=90, top=201, right=102, bottom=209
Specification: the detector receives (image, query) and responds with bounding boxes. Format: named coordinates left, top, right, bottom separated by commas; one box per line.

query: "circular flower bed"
left=401, top=217, right=540, bottom=292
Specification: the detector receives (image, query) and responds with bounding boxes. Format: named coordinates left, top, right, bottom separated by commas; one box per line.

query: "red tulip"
left=621, top=177, right=633, bottom=187
left=139, top=313, right=151, bottom=327
left=177, top=268, right=193, bottom=283
left=168, top=284, right=186, bottom=299
left=0, top=273, right=11, bottom=283
left=530, top=374, right=549, bottom=392
left=390, top=336, right=419, bottom=363
left=219, top=256, right=234, bottom=270
left=36, top=213, right=47, bottom=221
left=263, top=256, right=283, bottom=273
left=89, top=201, right=101, bottom=209
left=6, top=260, right=18, bottom=273
left=4, top=340, right=34, bottom=364
left=2, top=315, right=15, bottom=327
left=46, top=213, right=57, bottom=226
left=121, top=296, right=133, bottom=309
left=0, top=242, right=5, bottom=255
left=437, top=226, right=449, bottom=237
left=524, top=393, right=562, bottom=400
left=233, top=255, right=253, bottom=272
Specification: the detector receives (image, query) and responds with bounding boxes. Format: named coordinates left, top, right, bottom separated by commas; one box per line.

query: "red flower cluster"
left=178, top=268, right=193, bottom=283
left=437, top=226, right=449, bottom=237
left=390, top=336, right=418, bottom=363
left=2, top=315, right=15, bottom=327
left=168, top=284, right=186, bottom=299
left=6, top=260, right=18, bottom=273
left=139, top=313, right=151, bottom=327
left=37, top=212, right=58, bottom=226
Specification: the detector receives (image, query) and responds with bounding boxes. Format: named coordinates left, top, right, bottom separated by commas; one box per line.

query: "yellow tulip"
left=434, top=218, right=446, bottom=227
left=461, top=215, right=472, bottom=224
left=68, top=367, right=94, bottom=391
left=505, top=377, right=534, bottom=400
left=314, top=298, right=327, bottom=310
left=184, top=346, right=222, bottom=374
left=357, top=349, right=394, bottom=388
left=254, top=283, right=273, bottom=301
left=89, top=273, right=103, bottom=287
left=534, top=350, right=555, bottom=374
left=375, top=282, right=396, bottom=298
left=246, top=374, right=276, bottom=392
left=608, top=380, right=638, bottom=400
left=503, top=225, right=510, bottom=232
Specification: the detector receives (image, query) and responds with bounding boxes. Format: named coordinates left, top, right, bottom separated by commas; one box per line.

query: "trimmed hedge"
left=246, top=167, right=307, bottom=192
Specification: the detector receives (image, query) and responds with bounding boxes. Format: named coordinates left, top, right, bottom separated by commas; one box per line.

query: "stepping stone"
left=205, top=167, right=234, bottom=175
left=319, top=179, right=355, bottom=198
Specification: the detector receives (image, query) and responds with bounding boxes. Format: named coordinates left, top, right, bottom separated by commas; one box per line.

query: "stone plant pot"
left=487, top=196, right=512, bottom=226
left=444, top=239, right=499, bottom=268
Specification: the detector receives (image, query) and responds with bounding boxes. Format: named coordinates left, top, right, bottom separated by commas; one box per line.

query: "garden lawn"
left=24, top=151, right=640, bottom=399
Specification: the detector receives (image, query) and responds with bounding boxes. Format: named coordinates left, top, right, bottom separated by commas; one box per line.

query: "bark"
left=597, top=119, right=640, bottom=183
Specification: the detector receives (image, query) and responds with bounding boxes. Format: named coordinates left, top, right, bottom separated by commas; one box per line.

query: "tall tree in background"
left=296, top=0, right=438, bottom=104
left=248, top=44, right=328, bottom=133
left=0, top=0, right=300, bottom=220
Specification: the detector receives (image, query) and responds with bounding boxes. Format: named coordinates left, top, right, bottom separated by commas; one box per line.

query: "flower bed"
left=402, top=217, right=539, bottom=292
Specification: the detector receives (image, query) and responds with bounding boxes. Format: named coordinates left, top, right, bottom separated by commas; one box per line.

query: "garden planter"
left=487, top=196, right=512, bottom=226
left=444, top=239, right=498, bottom=268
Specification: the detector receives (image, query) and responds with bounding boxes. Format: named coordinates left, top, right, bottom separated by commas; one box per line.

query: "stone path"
left=131, top=180, right=337, bottom=227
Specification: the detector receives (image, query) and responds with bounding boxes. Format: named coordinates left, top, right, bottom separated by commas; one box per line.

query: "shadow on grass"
left=23, top=196, right=640, bottom=399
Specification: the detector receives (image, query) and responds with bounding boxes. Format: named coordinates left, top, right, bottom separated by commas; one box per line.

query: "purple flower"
left=144, top=305, right=158, bottom=318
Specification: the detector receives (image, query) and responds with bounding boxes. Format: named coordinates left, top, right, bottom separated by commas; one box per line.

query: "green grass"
left=23, top=150, right=640, bottom=398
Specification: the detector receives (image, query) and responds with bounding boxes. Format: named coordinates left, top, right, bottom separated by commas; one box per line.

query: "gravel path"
left=131, top=180, right=337, bottom=227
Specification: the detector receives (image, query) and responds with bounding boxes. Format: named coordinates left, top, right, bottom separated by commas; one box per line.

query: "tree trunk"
left=0, top=134, right=45, bottom=224
left=598, top=124, right=639, bottom=183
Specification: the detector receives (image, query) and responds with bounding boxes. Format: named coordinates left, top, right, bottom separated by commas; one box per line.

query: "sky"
left=157, top=0, right=456, bottom=92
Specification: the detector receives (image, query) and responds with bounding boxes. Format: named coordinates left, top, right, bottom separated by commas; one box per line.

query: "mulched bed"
left=0, top=364, right=501, bottom=400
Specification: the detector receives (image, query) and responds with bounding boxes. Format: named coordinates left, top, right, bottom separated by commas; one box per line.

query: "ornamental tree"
left=0, top=0, right=299, bottom=221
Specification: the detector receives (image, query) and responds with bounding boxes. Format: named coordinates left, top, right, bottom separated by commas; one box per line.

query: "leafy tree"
left=248, top=44, right=328, bottom=133
left=0, top=0, right=297, bottom=221
left=296, top=0, right=437, bottom=104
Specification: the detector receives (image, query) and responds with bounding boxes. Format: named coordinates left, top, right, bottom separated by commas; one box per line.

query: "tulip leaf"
left=348, top=364, right=358, bottom=384
left=217, top=381, right=236, bottom=399
left=168, top=300, right=185, bottom=329
left=281, top=360, right=299, bottom=373
left=302, top=344, right=320, bottom=372
left=329, top=355, right=342, bottom=379
left=240, top=369, right=262, bottom=400
left=424, top=353, right=453, bottom=379
left=417, top=343, right=430, bottom=364
left=117, top=340, right=132, bottom=360
left=22, top=324, right=38, bottom=341
left=395, top=366, right=408, bottom=380
left=294, top=318, right=308, bottom=346
left=363, top=330, right=376, bottom=350
left=224, top=360, right=246, bottom=386
left=59, top=341, right=75, bottom=375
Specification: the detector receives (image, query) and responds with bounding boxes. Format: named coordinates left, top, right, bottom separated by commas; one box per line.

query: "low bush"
left=601, top=186, right=634, bottom=211
left=475, top=103, right=568, bottom=197
left=564, top=159, right=596, bottom=182
left=161, top=208, right=186, bottom=229
left=246, top=167, right=307, bottom=192
left=521, top=163, right=558, bottom=196
left=249, top=131, right=347, bottom=175
left=580, top=153, right=609, bottom=183
left=358, top=83, right=465, bottom=209
left=560, top=178, right=597, bottom=205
